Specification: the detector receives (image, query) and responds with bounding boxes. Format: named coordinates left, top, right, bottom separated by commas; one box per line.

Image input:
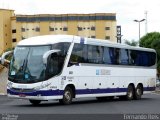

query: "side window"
left=68, top=44, right=86, bottom=66
left=92, top=46, right=100, bottom=63
left=47, top=53, right=61, bottom=79
left=109, top=47, right=115, bottom=64
left=140, top=51, right=148, bottom=66
left=148, top=52, right=156, bottom=66
left=114, top=48, right=120, bottom=65
left=129, top=50, right=156, bottom=67
left=103, top=47, right=112, bottom=64
left=120, top=49, right=129, bottom=65
left=53, top=42, right=70, bottom=68
left=52, top=42, right=70, bottom=56
left=96, top=46, right=103, bottom=64
left=88, top=45, right=94, bottom=63
left=139, top=51, right=156, bottom=67
left=130, top=50, right=138, bottom=65
left=87, top=45, right=103, bottom=64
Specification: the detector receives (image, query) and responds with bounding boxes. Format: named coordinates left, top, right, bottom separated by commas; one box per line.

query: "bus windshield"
left=8, top=46, right=51, bottom=83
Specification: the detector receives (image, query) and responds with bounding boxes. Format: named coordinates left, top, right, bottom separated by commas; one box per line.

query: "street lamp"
left=134, top=19, right=145, bottom=40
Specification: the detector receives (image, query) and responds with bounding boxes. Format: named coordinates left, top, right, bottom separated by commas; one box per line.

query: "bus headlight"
left=7, top=82, right=13, bottom=88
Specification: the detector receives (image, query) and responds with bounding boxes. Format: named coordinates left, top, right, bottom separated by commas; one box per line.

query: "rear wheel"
left=126, top=85, right=134, bottom=100
left=29, top=100, right=41, bottom=105
left=134, top=85, right=143, bottom=100
left=59, top=87, right=73, bottom=105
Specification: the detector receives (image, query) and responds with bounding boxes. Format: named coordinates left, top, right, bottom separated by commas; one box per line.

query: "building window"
left=12, top=29, right=16, bottom=33
left=91, top=26, right=95, bottom=31
left=12, top=38, right=17, bottom=42
left=105, top=27, right=110, bottom=30
left=21, top=28, right=25, bottom=32
left=63, top=27, right=68, bottom=31
left=60, top=28, right=62, bottom=30
left=49, top=27, right=54, bottom=31
left=35, top=27, right=40, bottom=32
left=105, top=36, right=110, bottom=39
left=91, top=36, right=96, bottom=38
left=77, top=27, right=82, bottom=31
left=55, top=28, right=58, bottom=30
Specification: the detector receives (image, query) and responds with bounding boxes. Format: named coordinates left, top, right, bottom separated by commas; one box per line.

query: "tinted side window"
left=130, top=50, right=138, bottom=65
left=120, top=49, right=129, bottom=65
left=148, top=52, right=156, bottom=66
left=129, top=50, right=156, bottom=67
left=87, top=45, right=103, bottom=64
left=47, top=42, right=70, bottom=78
left=52, top=42, right=70, bottom=56
left=88, top=45, right=94, bottom=63
left=108, top=47, right=115, bottom=64
left=69, top=44, right=87, bottom=66
left=103, top=47, right=112, bottom=64
left=114, top=48, right=120, bottom=65
left=91, top=46, right=103, bottom=64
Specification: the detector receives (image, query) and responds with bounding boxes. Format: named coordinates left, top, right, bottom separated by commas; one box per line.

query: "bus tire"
left=134, top=85, right=143, bottom=100
left=59, top=86, right=73, bottom=105
left=126, top=85, right=134, bottom=100
left=29, top=100, right=41, bottom=105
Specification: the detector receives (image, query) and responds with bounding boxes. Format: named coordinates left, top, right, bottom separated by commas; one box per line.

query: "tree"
left=124, top=39, right=139, bottom=46
left=139, top=32, right=160, bottom=75
left=139, top=32, right=160, bottom=48
left=151, top=39, right=160, bottom=74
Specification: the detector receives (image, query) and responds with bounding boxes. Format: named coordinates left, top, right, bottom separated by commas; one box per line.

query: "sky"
left=0, top=0, right=160, bottom=42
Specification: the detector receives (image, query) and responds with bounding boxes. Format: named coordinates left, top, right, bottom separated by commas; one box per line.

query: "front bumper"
left=7, top=89, right=63, bottom=100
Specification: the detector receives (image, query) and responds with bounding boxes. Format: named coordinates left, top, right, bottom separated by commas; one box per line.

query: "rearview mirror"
left=0, top=51, right=13, bottom=65
left=43, top=49, right=60, bottom=64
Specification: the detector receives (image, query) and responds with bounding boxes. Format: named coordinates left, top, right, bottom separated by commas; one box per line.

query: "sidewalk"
left=0, top=67, right=8, bottom=95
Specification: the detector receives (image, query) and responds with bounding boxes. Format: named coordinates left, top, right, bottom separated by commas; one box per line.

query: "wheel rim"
left=127, top=86, right=133, bottom=99
left=64, top=91, right=71, bottom=102
left=136, top=87, right=142, bottom=96
left=128, top=90, right=133, bottom=98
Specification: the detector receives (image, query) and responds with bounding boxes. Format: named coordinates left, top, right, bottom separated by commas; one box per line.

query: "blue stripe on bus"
left=7, top=87, right=155, bottom=96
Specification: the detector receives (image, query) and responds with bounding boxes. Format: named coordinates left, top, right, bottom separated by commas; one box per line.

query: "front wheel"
left=59, top=87, right=73, bottom=105
left=29, top=100, right=41, bottom=105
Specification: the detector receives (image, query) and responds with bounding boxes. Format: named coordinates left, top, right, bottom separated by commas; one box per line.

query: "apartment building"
left=0, top=9, right=117, bottom=54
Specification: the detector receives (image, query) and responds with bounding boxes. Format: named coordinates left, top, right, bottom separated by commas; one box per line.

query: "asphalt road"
left=0, top=93, right=160, bottom=120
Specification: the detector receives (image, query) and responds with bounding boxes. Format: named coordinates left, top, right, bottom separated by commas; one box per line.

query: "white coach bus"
left=5, top=35, right=156, bottom=105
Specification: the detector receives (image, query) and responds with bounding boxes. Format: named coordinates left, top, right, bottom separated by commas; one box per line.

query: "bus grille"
left=11, top=88, right=35, bottom=93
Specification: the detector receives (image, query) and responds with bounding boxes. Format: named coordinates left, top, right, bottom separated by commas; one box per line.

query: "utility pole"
left=145, top=11, right=148, bottom=34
